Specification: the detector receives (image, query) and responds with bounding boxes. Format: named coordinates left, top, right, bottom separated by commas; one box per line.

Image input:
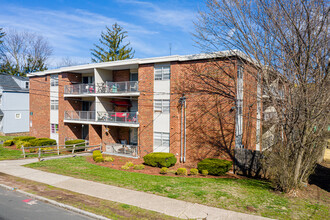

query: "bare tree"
left=0, top=29, right=53, bottom=76
left=194, top=0, right=329, bottom=192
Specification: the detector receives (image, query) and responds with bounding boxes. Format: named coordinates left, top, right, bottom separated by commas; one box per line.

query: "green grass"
left=25, top=156, right=330, bottom=220
left=0, top=145, right=23, bottom=160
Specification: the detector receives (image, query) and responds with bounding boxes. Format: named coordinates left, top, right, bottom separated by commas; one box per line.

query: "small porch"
left=102, top=126, right=138, bottom=158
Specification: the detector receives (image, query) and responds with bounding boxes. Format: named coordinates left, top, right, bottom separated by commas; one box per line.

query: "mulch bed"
left=86, top=154, right=242, bottom=179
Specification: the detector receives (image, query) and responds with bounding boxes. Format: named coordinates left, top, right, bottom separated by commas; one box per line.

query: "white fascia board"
left=27, top=50, right=249, bottom=77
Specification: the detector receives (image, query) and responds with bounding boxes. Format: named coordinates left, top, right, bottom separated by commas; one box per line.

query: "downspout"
left=180, top=98, right=183, bottom=163
left=183, top=97, right=187, bottom=163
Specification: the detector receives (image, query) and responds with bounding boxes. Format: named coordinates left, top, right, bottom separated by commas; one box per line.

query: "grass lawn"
left=0, top=173, right=178, bottom=220
left=0, top=144, right=23, bottom=160
left=26, top=156, right=329, bottom=220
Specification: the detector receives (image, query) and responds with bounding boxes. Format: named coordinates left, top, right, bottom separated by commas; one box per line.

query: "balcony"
left=64, top=111, right=139, bottom=127
left=105, top=144, right=138, bottom=158
left=64, top=81, right=139, bottom=97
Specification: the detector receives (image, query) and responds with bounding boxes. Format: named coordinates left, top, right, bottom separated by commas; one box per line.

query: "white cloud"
left=119, top=0, right=196, bottom=32
left=0, top=4, right=162, bottom=67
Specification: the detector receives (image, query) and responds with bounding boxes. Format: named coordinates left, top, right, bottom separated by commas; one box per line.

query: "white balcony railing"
left=97, top=111, right=138, bottom=124
left=64, top=81, right=139, bottom=95
left=105, top=144, right=138, bottom=157
left=64, top=111, right=95, bottom=121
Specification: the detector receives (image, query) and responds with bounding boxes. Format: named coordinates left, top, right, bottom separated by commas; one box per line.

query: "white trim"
left=63, top=119, right=140, bottom=128
left=27, top=50, right=248, bottom=77
left=64, top=92, right=140, bottom=98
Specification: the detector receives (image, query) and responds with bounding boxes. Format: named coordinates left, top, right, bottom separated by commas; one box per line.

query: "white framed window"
left=51, top=100, right=58, bottom=110
left=15, top=113, right=21, bottom=119
left=25, top=82, right=29, bottom=89
left=154, top=64, right=170, bottom=80
left=154, top=99, right=170, bottom=113
left=154, top=132, right=170, bottom=148
left=51, top=124, right=58, bottom=134
left=50, top=74, right=59, bottom=86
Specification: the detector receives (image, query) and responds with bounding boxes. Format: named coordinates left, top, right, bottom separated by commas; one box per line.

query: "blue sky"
left=0, top=0, right=205, bottom=67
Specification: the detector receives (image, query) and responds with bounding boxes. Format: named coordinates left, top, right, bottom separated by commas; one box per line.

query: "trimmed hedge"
left=94, top=156, right=104, bottom=163
left=197, top=158, right=232, bottom=176
left=159, top=167, right=168, bottom=174
left=143, top=152, right=177, bottom=168
left=93, top=150, right=102, bottom=161
left=13, top=136, right=36, bottom=142
left=65, top=139, right=85, bottom=146
left=3, top=140, right=14, bottom=146
left=29, top=138, right=57, bottom=147
left=133, top=164, right=145, bottom=170
left=176, top=168, right=187, bottom=176
left=190, top=168, right=199, bottom=175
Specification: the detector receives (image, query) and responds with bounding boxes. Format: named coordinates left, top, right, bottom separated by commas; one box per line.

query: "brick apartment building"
left=28, top=51, right=261, bottom=163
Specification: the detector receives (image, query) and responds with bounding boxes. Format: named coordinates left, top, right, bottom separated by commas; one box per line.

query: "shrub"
left=65, top=139, right=86, bottom=151
left=176, top=168, right=187, bottom=176
left=125, top=161, right=134, bottom=167
left=159, top=167, right=168, bottom=174
left=202, top=170, right=208, bottom=176
left=133, top=164, right=145, bottom=170
left=197, top=158, right=232, bottom=176
left=93, top=150, right=102, bottom=161
left=104, top=156, right=114, bottom=162
left=29, top=138, right=56, bottom=147
left=3, top=140, right=14, bottom=146
left=15, top=140, right=24, bottom=149
left=13, top=136, right=36, bottom=142
left=190, top=168, right=199, bottom=175
left=121, top=165, right=130, bottom=170
left=143, top=152, right=177, bottom=168
left=94, top=156, right=104, bottom=163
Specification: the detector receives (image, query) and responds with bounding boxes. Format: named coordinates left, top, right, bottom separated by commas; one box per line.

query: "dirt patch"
left=0, top=173, right=176, bottom=220
left=87, top=155, right=243, bottom=179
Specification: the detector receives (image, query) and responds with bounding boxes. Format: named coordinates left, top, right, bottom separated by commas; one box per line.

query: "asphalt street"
left=0, top=187, right=93, bottom=220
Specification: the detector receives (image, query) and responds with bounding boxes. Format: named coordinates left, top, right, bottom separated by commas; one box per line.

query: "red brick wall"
left=137, top=64, right=154, bottom=157
left=89, top=124, right=102, bottom=146
left=113, top=70, right=130, bottom=82
left=29, top=75, right=50, bottom=138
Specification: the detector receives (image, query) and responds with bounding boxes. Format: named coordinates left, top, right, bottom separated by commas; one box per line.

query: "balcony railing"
left=64, top=111, right=95, bottom=121
left=97, top=111, right=138, bottom=124
left=105, top=144, right=138, bottom=157
left=64, top=111, right=138, bottom=125
left=64, top=81, right=139, bottom=95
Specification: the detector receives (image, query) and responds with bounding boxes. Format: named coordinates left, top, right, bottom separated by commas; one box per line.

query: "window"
left=50, top=74, right=59, bottom=86
left=154, top=132, right=170, bottom=148
left=51, top=100, right=58, bottom=110
left=51, top=124, right=58, bottom=134
left=15, top=113, right=21, bottom=119
left=154, top=99, right=170, bottom=113
left=25, top=82, right=29, bottom=89
left=154, top=64, right=170, bottom=80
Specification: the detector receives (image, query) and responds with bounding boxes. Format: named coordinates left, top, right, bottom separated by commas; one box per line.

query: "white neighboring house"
left=0, top=74, right=29, bottom=136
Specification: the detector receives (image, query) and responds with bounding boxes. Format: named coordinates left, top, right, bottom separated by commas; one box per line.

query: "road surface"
left=0, top=187, right=93, bottom=220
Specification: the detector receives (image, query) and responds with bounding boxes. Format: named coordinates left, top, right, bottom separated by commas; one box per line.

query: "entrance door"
left=82, top=124, right=89, bottom=140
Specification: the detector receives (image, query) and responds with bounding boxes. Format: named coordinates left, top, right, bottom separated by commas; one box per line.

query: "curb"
left=0, top=183, right=111, bottom=220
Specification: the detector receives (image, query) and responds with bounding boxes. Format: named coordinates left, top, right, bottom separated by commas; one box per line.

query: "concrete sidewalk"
left=0, top=156, right=271, bottom=220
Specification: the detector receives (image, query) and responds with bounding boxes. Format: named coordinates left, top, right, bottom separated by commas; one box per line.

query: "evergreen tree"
left=0, top=28, right=4, bottom=44
left=91, top=23, right=134, bottom=62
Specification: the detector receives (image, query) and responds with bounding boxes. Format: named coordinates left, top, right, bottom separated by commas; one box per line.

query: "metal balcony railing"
left=64, top=111, right=95, bottom=121
left=97, top=111, right=138, bottom=124
left=64, top=111, right=138, bottom=125
left=64, top=81, right=139, bottom=95
left=105, top=144, right=138, bottom=157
